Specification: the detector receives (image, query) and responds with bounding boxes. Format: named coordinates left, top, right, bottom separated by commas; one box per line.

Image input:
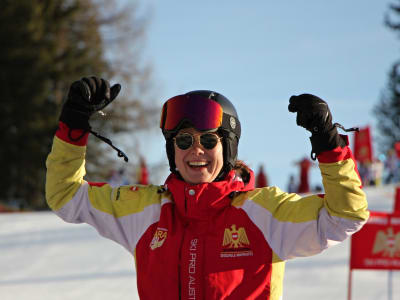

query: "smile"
left=187, top=161, right=209, bottom=168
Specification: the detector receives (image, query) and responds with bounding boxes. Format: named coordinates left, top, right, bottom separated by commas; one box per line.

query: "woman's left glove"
left=59, top=76, right=121, bottom=130
left=288, top=93, right=346, bottom=159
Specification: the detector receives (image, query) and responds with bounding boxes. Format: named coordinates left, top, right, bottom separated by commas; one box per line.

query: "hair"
left=233, top=160, right=251, bottom=183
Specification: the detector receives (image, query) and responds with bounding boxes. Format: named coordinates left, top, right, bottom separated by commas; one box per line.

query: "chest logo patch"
left=221, top=224, right=253, bottom=258
left=150, top=227, right=168, bottom=250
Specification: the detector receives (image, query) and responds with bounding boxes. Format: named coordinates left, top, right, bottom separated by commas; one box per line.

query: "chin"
left=186, top=174, right=213, bottom=184
left=189, top=177, right=209, bottom=184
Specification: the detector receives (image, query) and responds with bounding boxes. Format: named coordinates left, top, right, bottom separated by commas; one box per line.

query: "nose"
left=189, top=136, right=205, bottom=154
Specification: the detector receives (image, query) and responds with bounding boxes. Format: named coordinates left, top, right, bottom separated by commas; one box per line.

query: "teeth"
left=188, top=161, right=208, bottom=167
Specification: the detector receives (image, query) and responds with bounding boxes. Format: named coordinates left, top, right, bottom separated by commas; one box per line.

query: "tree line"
left=375, top=0, right=400, bottom=152
left=1, top=1, right=399, bottom=209
left=0, top=0, right=158, bottom=209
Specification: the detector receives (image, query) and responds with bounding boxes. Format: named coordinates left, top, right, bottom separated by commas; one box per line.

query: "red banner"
left=395, top=142, right=400, bottom=159
left=394, top=187, right=400, bottom=213
left=353, top=126, right=373, bottom=163
left=297, top=158, right=312, bottom=194
left=256, top=166, right=268, bottom=188
left=350, top=211, right=400, bottom=270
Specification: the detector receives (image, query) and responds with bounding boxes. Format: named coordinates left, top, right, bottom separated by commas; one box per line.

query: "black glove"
left=60, top=76, right=121, bottom=129
left=59, top=76, right=128, bottom=162
left=288, top=93, right=346, bottom=159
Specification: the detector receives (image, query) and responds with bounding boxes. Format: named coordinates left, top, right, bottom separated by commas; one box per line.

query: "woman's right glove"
left=288, top=93, right=347, bottom=160
left=59, top=76, right=121, bottom=130
left=58, top=76, right=128, bottom=162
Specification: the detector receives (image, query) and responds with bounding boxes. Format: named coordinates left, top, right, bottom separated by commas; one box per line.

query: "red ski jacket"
left=46, top=123, right=369, bottom=299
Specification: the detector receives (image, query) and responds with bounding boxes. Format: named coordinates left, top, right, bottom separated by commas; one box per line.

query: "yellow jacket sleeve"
left=233, top=144, right=369, bottom=261
left=46, top=136, right=162, bottom=254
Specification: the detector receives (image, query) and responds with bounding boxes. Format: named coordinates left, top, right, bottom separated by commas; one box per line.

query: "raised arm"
left=46, top=77, right=160, bottom=254
left=239, top=94, right=369, bottom=260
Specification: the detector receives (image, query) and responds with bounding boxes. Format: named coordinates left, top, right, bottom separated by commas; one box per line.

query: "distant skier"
left=46, top=77, right=369, bottom=299
left=287, top=174, right=297, bottom=193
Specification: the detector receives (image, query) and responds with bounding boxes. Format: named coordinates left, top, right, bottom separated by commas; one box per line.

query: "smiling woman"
left=173, top=128, right=224, bottom=184
left=160, top=90, right=241, bottom=180
left=46, top=76, right=369, bottom=300
left=159, top=90, right=238, bottom=185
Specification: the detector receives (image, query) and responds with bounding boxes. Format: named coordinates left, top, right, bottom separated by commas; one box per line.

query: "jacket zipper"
left=178, top=264, right=182, bottom=300
left=178, top=194, right=188, bottom=300
left=184, top=187, right=188, bottom=213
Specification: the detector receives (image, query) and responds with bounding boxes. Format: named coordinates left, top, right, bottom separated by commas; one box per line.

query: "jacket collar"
left=164, top=169, right=255, bottom=220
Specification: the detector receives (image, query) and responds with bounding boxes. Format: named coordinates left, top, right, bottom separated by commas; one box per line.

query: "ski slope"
left=0, top=185, right=399, bottom=300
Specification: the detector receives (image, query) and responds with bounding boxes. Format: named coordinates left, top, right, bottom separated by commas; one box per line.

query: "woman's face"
left=174, top=127, right=224, bottom=184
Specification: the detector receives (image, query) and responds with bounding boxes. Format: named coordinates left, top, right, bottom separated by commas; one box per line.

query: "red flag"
left=297, top=158, right=311, bottom=194
left=353, top=126, right=373, bottom=163
left=350, top=211, right=400, bottom=270
left=256, top=166, right=268, bottom=188
left=394, top=187, right=400, bottom=213
left=137, top=157, right=149, bottom=185
left=395, top=142, right=400, bottom=159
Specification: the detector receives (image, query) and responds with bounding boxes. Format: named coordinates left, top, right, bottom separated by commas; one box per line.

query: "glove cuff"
left=56, top=121, right=89, bottom=146
left=309, top=127, right=347, bottom=160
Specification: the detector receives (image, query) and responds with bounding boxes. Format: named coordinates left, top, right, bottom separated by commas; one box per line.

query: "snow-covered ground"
left=0, top=185, right=399, bottom=300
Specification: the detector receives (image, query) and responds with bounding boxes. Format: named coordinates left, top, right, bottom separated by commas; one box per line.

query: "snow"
left=0, top=185, right=399, bottom=300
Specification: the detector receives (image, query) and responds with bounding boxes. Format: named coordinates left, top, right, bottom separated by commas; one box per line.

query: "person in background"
left=287, top=174, right=297, bottom=193
left=357, top=162, right=372, bottom=186
left=46, top=77, right=369, bottom=300
left=385, top=149, right=399, bottom=184
left=371, top=158, right=384, bottom=186
left=136, top=157, right=149, bottom=185
left=108, top=168, right=130, bottom=187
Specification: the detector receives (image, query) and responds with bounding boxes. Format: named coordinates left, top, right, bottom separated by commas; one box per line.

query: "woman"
left=46, top=76, right=369, bottom=299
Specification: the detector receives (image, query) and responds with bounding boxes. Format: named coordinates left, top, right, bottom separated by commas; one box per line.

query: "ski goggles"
left=160, top=95, right=224, bottom=132
left=174, top=133, right=222, bottom=150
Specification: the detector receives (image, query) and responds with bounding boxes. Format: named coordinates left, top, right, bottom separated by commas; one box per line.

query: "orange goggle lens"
left=160, top=95, right=223, bottom=131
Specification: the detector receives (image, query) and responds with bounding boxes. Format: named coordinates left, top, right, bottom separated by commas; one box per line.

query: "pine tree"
left=374, top=1, right=400, bottom=152
left=0, top=0, right=157, bottom=209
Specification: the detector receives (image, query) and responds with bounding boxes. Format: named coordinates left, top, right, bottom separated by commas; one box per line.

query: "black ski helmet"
left=160, top=90, right=241, bottom=178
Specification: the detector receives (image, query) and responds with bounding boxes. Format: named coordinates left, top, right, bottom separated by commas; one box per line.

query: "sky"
left=1, top=185, right=398, bottom=300
left=122, top=1, right=399, bottom=189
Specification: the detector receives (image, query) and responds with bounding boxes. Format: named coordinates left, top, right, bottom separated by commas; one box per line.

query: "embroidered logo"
left=221, top=224, right=253, bottom=258
left=373, top=227, right=400, bottom=258
left=230, top=116, right=236, bottom=129
left=150, top=227, right=168, bottom=250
